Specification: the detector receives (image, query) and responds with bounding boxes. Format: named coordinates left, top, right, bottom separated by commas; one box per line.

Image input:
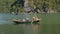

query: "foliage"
left=0, top=0, right=60, bottom=13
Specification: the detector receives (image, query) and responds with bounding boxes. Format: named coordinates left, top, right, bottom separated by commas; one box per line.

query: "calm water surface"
left=0, top=13, right=60, bottom=34
left=0, top=13, right=40, bottom=34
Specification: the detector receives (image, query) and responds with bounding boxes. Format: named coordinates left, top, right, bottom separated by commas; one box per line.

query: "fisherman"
left=32, top=17, right=40, bottom=21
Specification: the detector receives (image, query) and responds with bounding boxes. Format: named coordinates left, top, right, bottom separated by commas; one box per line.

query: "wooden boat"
left=13, top=19, right=40, bottom=24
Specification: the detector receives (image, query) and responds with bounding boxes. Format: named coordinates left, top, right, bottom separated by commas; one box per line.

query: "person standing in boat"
left=32, top=17, right=40, bottom=21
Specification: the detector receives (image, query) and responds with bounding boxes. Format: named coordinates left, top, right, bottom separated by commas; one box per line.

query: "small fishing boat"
left=13, top=18, right=40, bottom=24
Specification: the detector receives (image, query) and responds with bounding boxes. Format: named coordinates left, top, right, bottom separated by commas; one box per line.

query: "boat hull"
left=13, top=20, right=40, bottom=24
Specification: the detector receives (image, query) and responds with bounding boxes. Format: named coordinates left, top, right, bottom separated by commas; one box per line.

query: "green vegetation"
left=0, top=0, right=60, bottom=13
left=0, top=0, right=15, bottom=13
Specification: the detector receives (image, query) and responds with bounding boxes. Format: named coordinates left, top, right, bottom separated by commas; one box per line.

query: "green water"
left=0, top=13, right=60, bottom=34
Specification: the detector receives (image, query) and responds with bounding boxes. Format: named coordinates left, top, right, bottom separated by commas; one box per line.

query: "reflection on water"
left=15, top=23, right=40, bottom=34
left=22, top=24, right=40, bottom=34
left=32, top=24, right=40, bottom=34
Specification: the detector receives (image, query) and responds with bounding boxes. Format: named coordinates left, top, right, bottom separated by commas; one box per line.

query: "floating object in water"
left=13, top=18, right=40, bottom=24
